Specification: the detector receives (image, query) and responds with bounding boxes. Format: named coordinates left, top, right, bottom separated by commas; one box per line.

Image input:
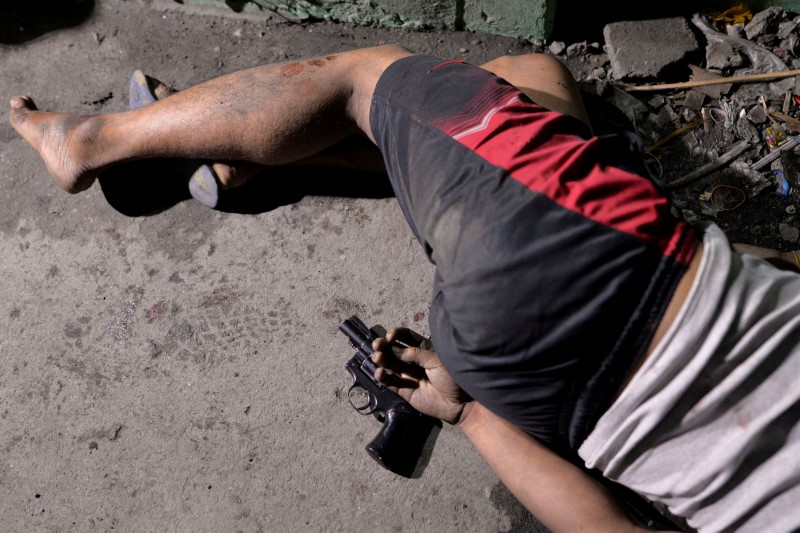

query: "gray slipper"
left=129, top=70, right=223, bottom=209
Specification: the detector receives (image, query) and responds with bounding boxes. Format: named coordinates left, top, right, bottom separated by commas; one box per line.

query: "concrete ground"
left=0, top=1, right=550, bottom=531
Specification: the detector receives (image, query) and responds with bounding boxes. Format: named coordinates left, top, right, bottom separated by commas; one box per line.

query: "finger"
left=371, top=335, right=390, bottom=354
left=374, top=367, right=418, bottom=395
left=387, top=343, right=439, bottom=370
left=386, top=327, right=431, bottom=349
left=372, top=330, right=437, bottom=377
left=374, top=366, right=397, bottom=388
left=371, top=344, right=398, bottom=371
left=372, top=344, right=426, bottom=381
left=371, top=337, right=401, bottom=369
left=370, top=337, right=398, bottom=370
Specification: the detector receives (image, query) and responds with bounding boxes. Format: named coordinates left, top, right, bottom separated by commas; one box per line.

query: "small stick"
left=645, top=118, right=707, bottom=153
left=667, top=140, right=750, bottom=188
left=623, top=69, right=800, bottom=92
left=750, top=135, right=800, bottom=171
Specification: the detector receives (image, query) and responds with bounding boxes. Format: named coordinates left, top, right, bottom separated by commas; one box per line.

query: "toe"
left=10, top=95, right=35, bottom=110
left=145, top=74, right=177, bottom=100
left=8, top=96, right=37, bottom=131
left=153, top=82, right=176, bottom=99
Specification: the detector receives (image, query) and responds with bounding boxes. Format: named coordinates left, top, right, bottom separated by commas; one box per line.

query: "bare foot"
left=8, top=96, right=101, bottom=193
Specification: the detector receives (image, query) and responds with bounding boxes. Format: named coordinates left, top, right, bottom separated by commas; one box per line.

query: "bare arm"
left=458, top=402, right=662, bottom=533
left=732, top=243, right=800, bottom=272
left=372, top=328, right=678, bottom=533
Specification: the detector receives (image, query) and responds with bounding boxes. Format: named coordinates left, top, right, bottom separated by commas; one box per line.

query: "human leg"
left=176, top=52, right=592, bottom=205
left=479, top=53, right=592, bottom=130
left=8, top=44, right=411, bottom=194
left=133, top=70, right=386, bottom=207
left=90, top=52, right=587, bottom=206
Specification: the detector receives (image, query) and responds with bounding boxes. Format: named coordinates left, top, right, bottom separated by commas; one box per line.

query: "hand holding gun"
left=338, top=315, right=439, bottom=478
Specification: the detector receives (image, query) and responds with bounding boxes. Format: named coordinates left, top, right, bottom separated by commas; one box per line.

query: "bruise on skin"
left=280, top=62, right=305, bottom=78
left=296, top=78, right=319, bottom=95
left=325, top=55, right=337, bottom=62
left=308, top=59, right=325, bottom=67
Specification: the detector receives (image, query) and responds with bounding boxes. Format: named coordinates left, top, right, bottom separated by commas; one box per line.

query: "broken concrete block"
left=747, top=104, right=769, bottom=125
left=779, top=222, right=800, bottom=242
left=736, top=115, right=761, bottom=144
left=745, top=6, right=784, bottom=40
left=682, top=90, right=706, bottom=112
left=549, top=41, right=566, bottom=55
left=603, top=17, right=700, bottom=81
left=705, top=41, right=744, bottom=70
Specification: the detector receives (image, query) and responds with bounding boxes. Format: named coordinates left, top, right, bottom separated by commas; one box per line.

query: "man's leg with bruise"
left=120, top=52, right=593, bottom=198
left=8, top=45, right=412, bottom=194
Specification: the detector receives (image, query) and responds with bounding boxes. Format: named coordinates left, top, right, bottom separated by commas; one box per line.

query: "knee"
left=365, top=43, right=415, bottom=62
left=484, top=53, right=569, bottom=78
left=346, top=43, right=415, bottom=134
left=349, top=43, right=415, bottom=76
left=374, top=43, right=413, bottom=56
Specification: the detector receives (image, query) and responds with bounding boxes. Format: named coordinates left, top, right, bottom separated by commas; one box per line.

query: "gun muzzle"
left=339, top=315, right=376, bottom=355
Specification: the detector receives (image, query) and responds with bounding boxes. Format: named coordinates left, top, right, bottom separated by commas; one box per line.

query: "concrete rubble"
left=548, top=6, right=800, bottom=251
left=604, top=17, right=701, bottom=80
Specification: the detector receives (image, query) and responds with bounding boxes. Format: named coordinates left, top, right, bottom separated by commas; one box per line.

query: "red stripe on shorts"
left=443, top=91, right=689, bottom=258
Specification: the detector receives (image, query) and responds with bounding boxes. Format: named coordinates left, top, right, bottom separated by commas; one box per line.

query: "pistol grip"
left=365, top=409, right=431, bottom=478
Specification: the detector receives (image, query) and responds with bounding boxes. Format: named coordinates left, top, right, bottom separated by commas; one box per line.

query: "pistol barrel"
left=338, top=315, right=376, bottom=356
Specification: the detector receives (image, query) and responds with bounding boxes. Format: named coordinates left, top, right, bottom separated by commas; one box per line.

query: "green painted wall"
left=732, top=0, right=800, bottom=11
left=176, top=0, right=555, bottom=40
left=464, top=0, right=553, bottom=41
left=172, top=0, right=800, bottom=42
left=243, top=0, right=457, bottom=29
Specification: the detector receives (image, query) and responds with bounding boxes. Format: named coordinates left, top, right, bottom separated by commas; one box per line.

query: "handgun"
left=338, top=315, right=438, bottom=478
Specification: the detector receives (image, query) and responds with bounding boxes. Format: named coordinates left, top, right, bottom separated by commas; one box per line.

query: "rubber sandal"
left=187, top=164, right=221, bottom=208
left=129, top=69, right=157, bottom=109
left=128, top=70, right=224, bottom=209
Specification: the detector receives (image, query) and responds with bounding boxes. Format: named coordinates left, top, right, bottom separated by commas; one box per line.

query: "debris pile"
left=553, top=6, right=800, bottom=249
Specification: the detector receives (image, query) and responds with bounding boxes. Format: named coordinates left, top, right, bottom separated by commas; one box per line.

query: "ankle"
left=56, top=114, right=111, bottom=193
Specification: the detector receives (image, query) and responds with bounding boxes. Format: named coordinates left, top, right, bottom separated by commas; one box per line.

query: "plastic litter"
left=712, top=5, right=753, bottom=26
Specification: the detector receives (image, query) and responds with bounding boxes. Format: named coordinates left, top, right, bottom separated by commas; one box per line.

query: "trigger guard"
left=348, top=384, right=375, bottom=415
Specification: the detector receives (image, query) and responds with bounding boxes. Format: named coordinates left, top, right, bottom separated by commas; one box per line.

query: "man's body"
left=9, top=45, right=800, bottom=532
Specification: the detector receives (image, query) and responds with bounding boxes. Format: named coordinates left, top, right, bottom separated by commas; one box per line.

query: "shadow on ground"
left=0, top=0, right=95, bottom=44
left=549, top=0, right=731, bottom=43
left=98, top=89, right=629, bottom=218
left=98, top=161, right=394, bottom=217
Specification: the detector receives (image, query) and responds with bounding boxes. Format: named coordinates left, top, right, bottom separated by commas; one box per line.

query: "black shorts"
left=369, top=55, right=697, bottom=449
